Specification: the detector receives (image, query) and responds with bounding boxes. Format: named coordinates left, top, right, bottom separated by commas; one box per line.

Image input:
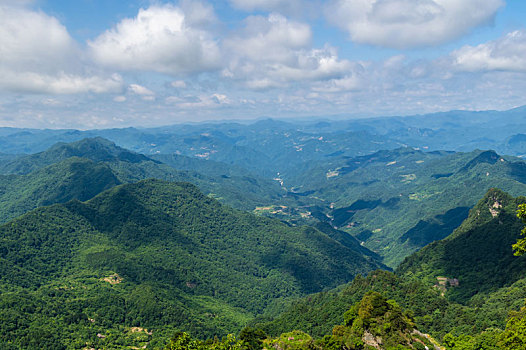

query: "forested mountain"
left=397, top=188, right=526, bottom=303
left=0, top=157, right=120, bottom=223
left=4, top=113, right=526, bottom=266
left=0, top=179, right=384, bottom=349
left=248, top=189, right=526, bottom=349
left=3, top=109, right=526, bottom=348
left=256, top=269, right=526, bottom=346
left=0, top=138, right=303, bottom=223
left=4, top=134, right=526, bottom=264
left=0, top=136, right=154, bottom=175
left=166, top=289, right=441, bottom=350
left=286, top=148, right=526, bottom=266
left=0, top=121, right=403, bottom=176
left=181, top=268, right=526, bottom=349
left=4, top=136, right=526, bottom=269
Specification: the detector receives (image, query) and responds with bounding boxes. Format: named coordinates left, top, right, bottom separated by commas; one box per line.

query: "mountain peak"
left=0, top=137, right=156, bottom=175
left=48, top=137, right=152, bottom=164
left=472, top=187, right=515, bottom=221
left=440, top=188, right=516, bottom=241
left=461, top=150, right=500, bottom=171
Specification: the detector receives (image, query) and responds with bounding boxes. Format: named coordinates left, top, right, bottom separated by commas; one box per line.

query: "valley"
left=2, top=108, right=526, bottom=349
left=4, top=1, right=526, bottom=348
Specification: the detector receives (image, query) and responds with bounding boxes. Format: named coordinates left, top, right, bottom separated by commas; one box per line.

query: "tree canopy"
left=513, top=203, right=526, bottom=256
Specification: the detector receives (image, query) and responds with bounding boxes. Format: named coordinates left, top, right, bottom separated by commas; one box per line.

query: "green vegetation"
left=439, top=300, right=526, bottom=349
left=247, top=189, right=526, bottom=349
left=2, top=129, right=526, bottom=348
left=328, top=291, right=418, bottom=349
left=248, top=269, right=526, bottom=349
left=152, top=152, right=296, bottom=211
left=164, top=332, right=243, bottom=350
left=0, top=137, right=308, bottom=223
left=513, top=203, right=526, bottom=255
left=287, top=148, right=526, bottom=266
left=253, top=270, right=445, bottom=339
left=6, top=137, right=526, bottom=268
left=397, top=188, right=526, bottom=304
left=0, top=157, right=120, bottom=223
left=163, top=291, right=437, bottom=350
left=0, top=179, right=383, bottom=349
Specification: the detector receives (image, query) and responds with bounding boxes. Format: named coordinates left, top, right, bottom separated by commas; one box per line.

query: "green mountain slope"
left=254, top=270, right=447, bottom=339
left=0, top=157, right=120, bottom=223
left=149, top=152, right=305, bottom=213
left=0, top=137, right=152, bottom=175
left=0, top=179, right=385, bottom=349
left=288, top=148, right=526, bottom=266
left=397, top=188, right=526, bottom=304
left=6, top=123, right=526, bottom=267
left=255, top=270, right=526, bottom=348
left=166, top=290, right=440, bottom=350
left=256, top=189, right=526, bottom=348
left=0, top=138, right=297, bottom=221
left=5, top=138, right=526, bottom=269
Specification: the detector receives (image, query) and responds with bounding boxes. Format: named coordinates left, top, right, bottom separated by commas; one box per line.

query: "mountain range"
left=3, top=108, right=526, bottom=348
left=0, top=178, right=385, bottom=349
left=252, top=189, right=526, bottom=349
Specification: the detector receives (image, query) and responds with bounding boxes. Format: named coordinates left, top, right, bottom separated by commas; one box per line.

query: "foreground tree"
left=165, top=332, right=242, bottom=350
left=498, top=305, right=526, bottom=350
left=513, top=204, right=526, bottom=255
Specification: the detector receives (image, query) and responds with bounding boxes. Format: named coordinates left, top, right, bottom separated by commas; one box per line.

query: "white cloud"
left=41, top=98, right=61, bottom=106
left=128, top=84, right=155, bottom=101
left=226, top=13, right=311, bottom=62
left=179, top=0, right=218, bottom=27
left=325, top=0, right=504, bottom=49
left=224, top=14, right=354, bottom=89
left=0, top=4, right=76, bottom=71
left=311, top=74, right=363, bottom=92
left=89, top=4, right=221, bottom=75
left=1, top=0, right=524, bottom=128
left=0, top=71, right=123, bottom=94
left=0, top=5, right=123, bottom=94
left=452, top=30, right=526, bottom=72
left=129, top=84, right=154, bottom=96
left=165, top=96, right=184, bottom=104
left=212, top=93, right=229, bottom=103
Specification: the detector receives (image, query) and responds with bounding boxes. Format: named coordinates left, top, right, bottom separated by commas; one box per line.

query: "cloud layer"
left=224, top=14, right=355, bottom=89
left=0, top=0, right=525, bottom=128
left=89, top=4, right=221, bottom=75
left=453, top=30, right=526, bottom=72
left=326, top=0, right=504, bottom=48
left=0, top=5, right=122, bottom=94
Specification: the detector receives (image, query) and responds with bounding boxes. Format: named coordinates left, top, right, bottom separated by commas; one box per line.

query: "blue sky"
left=1, top=0, right=526, bottom=129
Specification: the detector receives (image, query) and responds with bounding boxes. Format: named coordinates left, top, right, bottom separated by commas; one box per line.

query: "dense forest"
left=0, top=179, right=384, bottom=349
left=243, top=190, right=526, bottom=349
left=2, top=179, right=526, bottom=349
left=2, top=114, right=526, bottom=349
left=4, top=0, right=526, bottom=345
